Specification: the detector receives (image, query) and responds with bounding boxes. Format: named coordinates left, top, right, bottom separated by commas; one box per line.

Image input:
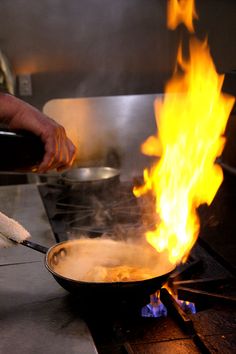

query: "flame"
left=167, top=0, right=198, bottom=32
left=163, top=284, right=196, bottom=313
left=134, top=1, right=235, bottom=265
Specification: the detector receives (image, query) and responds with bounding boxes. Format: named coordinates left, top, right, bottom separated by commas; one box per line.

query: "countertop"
left=0, top=184, right=98, bottom=354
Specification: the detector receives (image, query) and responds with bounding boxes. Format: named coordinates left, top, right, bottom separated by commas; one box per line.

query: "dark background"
left=0, top=0, right=235, bottom=108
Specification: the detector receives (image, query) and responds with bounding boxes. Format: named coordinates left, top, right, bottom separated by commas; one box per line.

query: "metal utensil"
left=60, top=167, right=120, bottom=184
left=0, top=166, right=120, bottom=187
left=18, top=238, right=175, bottom=308
left=57, top=167, right=120, bottom=191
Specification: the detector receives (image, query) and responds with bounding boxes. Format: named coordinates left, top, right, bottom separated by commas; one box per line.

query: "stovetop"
left=38, top=174, right=236, bottom=354
left=38, top=179, right=153, bottom=242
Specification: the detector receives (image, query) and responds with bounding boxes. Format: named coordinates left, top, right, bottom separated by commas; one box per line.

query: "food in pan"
left=51, top=238, right=173, bottom=283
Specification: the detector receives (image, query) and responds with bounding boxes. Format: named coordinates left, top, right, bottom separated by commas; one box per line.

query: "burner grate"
left=38, top=182, right=157, bottom=241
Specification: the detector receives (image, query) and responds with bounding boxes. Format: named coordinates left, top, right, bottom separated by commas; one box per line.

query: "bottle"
left=0, top=128, right=45, bottom=171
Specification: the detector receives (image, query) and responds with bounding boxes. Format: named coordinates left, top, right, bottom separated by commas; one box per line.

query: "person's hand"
left=0, top=93, right=77, bottom=172
left=10, top=107, right=77, bottom=172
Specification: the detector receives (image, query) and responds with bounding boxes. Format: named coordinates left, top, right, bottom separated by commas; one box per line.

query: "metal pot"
left=59, top=166, right=120, bottom=187
left=0, top=167, right=120, bottom=190
left=41, top=166, right=120, bottom=191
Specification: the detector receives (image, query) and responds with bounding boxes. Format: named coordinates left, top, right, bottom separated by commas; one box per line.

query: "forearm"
left=0, top=92, right=23, bottom=125
left=0, top=92, right=50, bottom=134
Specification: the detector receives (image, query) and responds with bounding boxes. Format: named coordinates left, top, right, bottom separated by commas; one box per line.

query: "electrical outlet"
left=18, top=74, right=32, bottom=96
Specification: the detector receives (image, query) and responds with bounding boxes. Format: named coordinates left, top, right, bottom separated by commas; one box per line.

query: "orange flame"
left=134, top=1, right=235, bottom=265
left=167, top=0, right=198, bottom=32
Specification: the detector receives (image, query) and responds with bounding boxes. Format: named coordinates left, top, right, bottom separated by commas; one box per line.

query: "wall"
left=0, top=0, right=235, bottom=108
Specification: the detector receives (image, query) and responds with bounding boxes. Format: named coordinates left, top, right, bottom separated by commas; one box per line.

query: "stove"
left=38, top=173, right=236, bottom=354
left=38, top=178, right=155, bottom=242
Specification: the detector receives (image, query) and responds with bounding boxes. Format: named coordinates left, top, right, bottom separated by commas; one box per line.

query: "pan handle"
left=21, top=239, right=49, bottom=254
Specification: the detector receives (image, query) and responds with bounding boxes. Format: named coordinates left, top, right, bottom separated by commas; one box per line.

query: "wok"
left=21, top=238, right=175, bottom=308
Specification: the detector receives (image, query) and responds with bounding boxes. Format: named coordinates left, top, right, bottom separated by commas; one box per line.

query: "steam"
left=50, top=186, right=170, bottom=283
left=51, top=237, right=174, bottom=283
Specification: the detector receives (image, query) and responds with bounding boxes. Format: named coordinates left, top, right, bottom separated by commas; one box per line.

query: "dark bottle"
left=0, top=128, right=45, bottom=171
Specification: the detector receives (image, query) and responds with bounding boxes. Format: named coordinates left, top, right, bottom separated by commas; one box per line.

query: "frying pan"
left=60, top=166, right=119, bottom=183
left=20, top=238, right=175, bottom=308
left=58, top=166, right=120, bottom=188
left=0, top=166, right=120, bottom=190
left=48, top=166, right=121, bottom=194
